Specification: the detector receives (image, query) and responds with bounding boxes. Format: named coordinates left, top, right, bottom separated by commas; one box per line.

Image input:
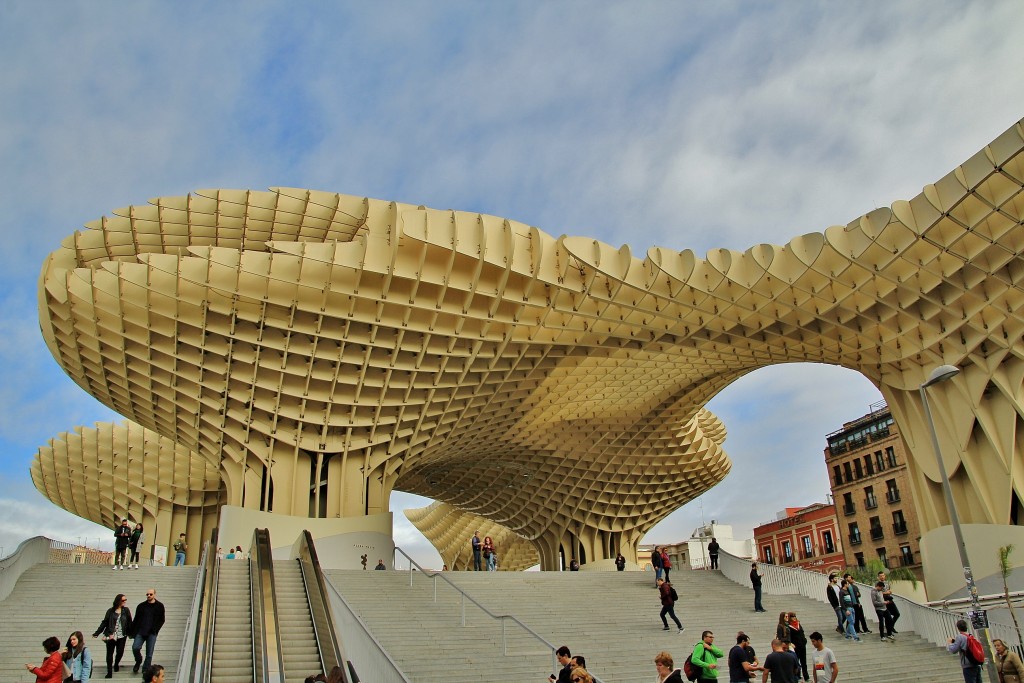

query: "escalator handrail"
left=296, top=530, right=350, bottom=682
left=178, top=530, right=217, bottom=683
left=252, top=527, right=286, bottom=683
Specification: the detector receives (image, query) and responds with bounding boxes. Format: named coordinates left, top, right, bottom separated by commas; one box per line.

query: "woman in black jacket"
left=92, top=593, right=132, bottom=678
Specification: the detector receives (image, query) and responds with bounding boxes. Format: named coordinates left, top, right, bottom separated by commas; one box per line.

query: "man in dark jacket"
left=131, top=588, right=165, bottom=674
left=113, top=519, right=131, bottom=570
left=751, top=563, right=765, bottom=612
left=825, top=574, right=843, bottom=633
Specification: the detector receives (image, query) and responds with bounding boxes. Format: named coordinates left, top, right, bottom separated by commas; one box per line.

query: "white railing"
left=325, top=578, right=411, bottom=683
left=0, top=536, right=53, bottom=602
left=717, top=549, right=1021, bottom=651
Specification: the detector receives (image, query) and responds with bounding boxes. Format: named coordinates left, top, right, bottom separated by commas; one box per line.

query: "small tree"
left=998, top=544, right=1023, bottom=647
left=844, top=558, right=917, bottom=589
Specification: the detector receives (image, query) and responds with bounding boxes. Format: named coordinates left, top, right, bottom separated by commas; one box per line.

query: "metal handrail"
left=197, top=542, right=222, bottom=681
left=252, top=528, right=286, bottom=683
left=716, top=548, right=1023, bottom=651
left=296, top=531, right=351, bottom=682
left=323, top=576, right=410, bottom=682
left=175, top=536, right=214, bottom=683
left=391, top=546, right=602, bottom=682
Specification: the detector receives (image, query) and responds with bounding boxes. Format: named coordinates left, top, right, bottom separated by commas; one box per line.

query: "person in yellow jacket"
left=692, top=630, right=725, bottom=680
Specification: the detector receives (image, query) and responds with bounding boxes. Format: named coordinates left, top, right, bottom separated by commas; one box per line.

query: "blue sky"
left=1, top=1, right=1023, bottom=564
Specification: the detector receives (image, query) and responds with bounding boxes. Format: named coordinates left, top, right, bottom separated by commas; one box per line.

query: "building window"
left=869, top=516, right=884, bottom=541
left=849, top=522, right=861, bottom=546
left=843, top=492, right=856, bottom=515
left=74, top=555, right=82, bottom=564
left=844, top=461, right=854, bottom=482
left=802, top=535, right=813, bottom=559
left=854, top=552, right=865, bottom=567
left=823, top=530, right=835, bottom=554
left=900, top=545, right=914, bottom=566
left=782, top=541, right=793, bottom=563
left=763, top=546, right=774, bottom=564
left=893, top=510, right=908, bottom=535
left=854, top=459, right=864, bottom=479
left=865, top=455, right=874, bottom=475
left=886, top=446, right=898, bottom=468
left=875, top=451, right=885, bottom=472
left=865, top=485, right=878, bottom=509
left=833, top=465, right=843, bottom=485
left=886, top=479, right=900, bottom=503
left=878, top=547, right=889, bottom=568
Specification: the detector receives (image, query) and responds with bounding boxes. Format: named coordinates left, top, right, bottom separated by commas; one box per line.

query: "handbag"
left=62, top=658, right=73, bottom=683
left=1004, top=676, right=1021, bottom=683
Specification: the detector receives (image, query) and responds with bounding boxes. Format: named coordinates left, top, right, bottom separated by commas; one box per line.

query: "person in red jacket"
left=26, top=636, right=63, bottom=683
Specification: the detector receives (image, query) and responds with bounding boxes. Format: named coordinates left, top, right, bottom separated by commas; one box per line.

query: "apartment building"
left=752, top=503, right=845, bottom=574
left=825, top=401, right=923, bottom=580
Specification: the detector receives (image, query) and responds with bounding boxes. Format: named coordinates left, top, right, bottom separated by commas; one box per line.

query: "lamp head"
left=922, top=364, right=960, bottom=389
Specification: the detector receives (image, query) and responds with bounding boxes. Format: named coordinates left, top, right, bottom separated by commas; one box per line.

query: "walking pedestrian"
left=869, top=581, right=894, bottom=641
left=762, top=639, right=798, bottom=683
left=657, top=578, right=684, bottom=633
left=63, top=631, right=93, bottom=682
left=661, top=548, right=673, bottom=583
left=471, top=531, right=482, bottom=571
left=172, top=533, right=187, bottom=566
left=652, top=546, right=664, bottom=586
left=751, top=563, right=765, bottom=612
left=691, top=630, right=725, bottom=680
left=615, top=552, right=626, bottom=571
left=787, top=612, right=809, bottom=681
left=25, top=636, right=63, bottom=683
left=838, top=580, right=860, bottom=642
left=128, top=523, right=144, bottom=569
left=708, top=537, right=720, bottom=570
left=994, top=638, right=1024, bottom=682
left=947, top=619, right=982, bottom=683
left=92, top=592, right=132, bottom=678
left=728, top=633, right=759, bottom=683
left=131, top=588, right=165, bottom=674
left=113, top=519, right=131, bottom=570
left=654, top=650, right=684, bottom=683
left=547, top=645, right=573, bottom=683
left=825, top=574, right=843, bottom=633
left=483, top=536, right=497, bottom=571
left=809, top=632, right=838, bottom=683
left=841, top=574, right=870, bottom=634
left=877, top=571, right=900, bottom=634
left=142, top=664, right=165, bottom=683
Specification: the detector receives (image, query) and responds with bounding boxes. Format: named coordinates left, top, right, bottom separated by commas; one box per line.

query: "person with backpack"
left=947, top=619, right=984, bottom=683
left=657, top=578, right=684, bottom=633
left=689, top=630, right=724, bottom=680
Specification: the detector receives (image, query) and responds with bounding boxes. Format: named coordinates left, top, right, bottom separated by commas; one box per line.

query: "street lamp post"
left=920, top=364, right=997, bottom=683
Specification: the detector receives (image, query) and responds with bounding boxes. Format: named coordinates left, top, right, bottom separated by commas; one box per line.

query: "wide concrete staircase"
left=209, top=561, right=255, bottom=683
left=328, top=567, right=965, bottom=683
left=274, top=561, right=324, bottom=683
left=0, top=564, right=196, bottom=682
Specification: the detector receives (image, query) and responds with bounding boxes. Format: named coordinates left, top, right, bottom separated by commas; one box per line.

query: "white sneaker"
left=112, top=565, right=118, bottom=570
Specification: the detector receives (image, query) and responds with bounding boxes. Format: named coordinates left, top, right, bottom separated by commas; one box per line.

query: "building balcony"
left=870, top=527, right=884, bottom=541
left=849, top=533, right=862, bottom=546
left=865, top=495, right=879, bottom=510
left=893, top=522, right=908, bottom=535
left=886, top=489, right=901, bottom=503
left=843, top=504, right=856, bottom=516
left=800, top=550, right=815, bottom=560
left=782, top=555, right=795, bottom=564
left=870, top=428, right=891, bottom=441
left=899, top=552, right=915, bottom=566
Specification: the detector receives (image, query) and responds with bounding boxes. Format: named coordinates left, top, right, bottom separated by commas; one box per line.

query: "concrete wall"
left=920, top=523, right=1024, bottom=600
left=217, top=506, right=394, bottom=570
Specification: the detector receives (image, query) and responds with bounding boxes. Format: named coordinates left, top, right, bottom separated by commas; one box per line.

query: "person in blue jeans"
left=172, top=533, right=187, bottom=566
left=947, top=619, right=982, bottom=683
left=131, top=589, right=165, bottom=674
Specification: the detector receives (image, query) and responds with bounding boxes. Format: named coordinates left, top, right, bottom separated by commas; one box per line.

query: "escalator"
left=182, top=529, right=355, bottom=683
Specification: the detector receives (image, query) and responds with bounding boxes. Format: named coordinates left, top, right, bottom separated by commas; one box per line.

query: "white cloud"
left=1, top=1, right=1022, bottom=559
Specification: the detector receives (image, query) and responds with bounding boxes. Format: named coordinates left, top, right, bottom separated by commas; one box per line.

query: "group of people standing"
left=112, top=519, right=146, bottom=571
left=653, top=629, right=839, bottom=683
left=470, top=531, right=499, bottom=571
left=825, top=571, right=898, bottom=643
left=24, top=589, right=165, bottom=682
